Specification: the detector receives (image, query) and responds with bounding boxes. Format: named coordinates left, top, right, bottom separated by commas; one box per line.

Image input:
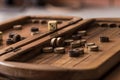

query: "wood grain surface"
left=0, top=17, right=120, bottom=80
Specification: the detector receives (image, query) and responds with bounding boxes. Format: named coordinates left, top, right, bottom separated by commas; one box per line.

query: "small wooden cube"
left=48, top=21, right=57, bottom=32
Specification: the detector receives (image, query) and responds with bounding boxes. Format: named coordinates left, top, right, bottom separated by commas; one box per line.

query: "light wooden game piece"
left=50, top=38, right=57, bottom=47
left=85, top=42, right=95, bottom=48
left=13, top=25, right=22, bottom=30
left=88, top=45, right=99, bottom=51
left=42, top=47, right=53, bottom=53
left=78, top=30, right=87, bottom=36
left=56, top=37, right=64, bottom=47
left=54, top=47, right=65, bottom=54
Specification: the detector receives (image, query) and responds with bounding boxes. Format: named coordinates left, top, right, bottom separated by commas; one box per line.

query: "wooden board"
left=0, top=16, right=82, bottom=56
left=0, top=17, right=119, bottom=80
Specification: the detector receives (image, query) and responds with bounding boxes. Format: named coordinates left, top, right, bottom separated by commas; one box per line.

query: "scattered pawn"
left=7, top=33, right=23, bottom=45
left=100, top=36, right=109, bottom=42
left=13, top=34, right=21, bottom=43
left=40, top=20, right=47, bottom=24
left=56, top=37, right=64, bottom=47
left=71, top=40, right=81, bottom=48
left=13, top=25, right=22, bottom=30
left=85, top=43, right=95, bottom=48
left=31, top=27, right=40, bottom=36
left=31, top=27, right=39, bottom=32
left=50, top=38, right=57, bottom=47
left=88, top=45, right=99, bottom=51
left=6, top=38, right=14, bottom=45
left=64, top=39, right=74, bottom=46
left=69, top=48, right=84, bottom=57
left=78, top=30, right=87, bottom=36
left=51, top=37, right=64, bottom=47
left=72, top=34, right=82, bottom=40
left=80, top=39, right=87, bottom=46
left=54, top=47, right=65, bottom=54
left=9, top=32, right=15, bottom=38
left=42, top=47, right=53, bottom=53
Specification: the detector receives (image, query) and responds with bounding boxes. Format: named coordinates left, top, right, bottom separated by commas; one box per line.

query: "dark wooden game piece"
left=31, top=27, right=40, bottom=35
left=40, top=20, right=47, bottom=24
left=71, top=40, right=81, bottom=48
left=100, top=36, right=109, bottom=42
left=6, top=38, right=14, bottom=45
left=31, top=27, right=39, bottom=32
left=54, top=47, right=65, bottom=54
left=109, top=23, right=117, bottom=28
left=80, top=39, right=87, bottom=46
left=64, top=39, right=74, bottom=46
left=69, top=48, right=84, bottom=57
left=42, top=47, right=53, bottom=53
left=118, top=25, right=120, bottom=28
left=13, top=34, right=21, bottom=42
left=9, top=32, right=15, bottom=38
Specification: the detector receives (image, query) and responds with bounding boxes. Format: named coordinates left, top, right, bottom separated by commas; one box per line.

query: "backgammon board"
left=0, top=16, right=119, bottom=80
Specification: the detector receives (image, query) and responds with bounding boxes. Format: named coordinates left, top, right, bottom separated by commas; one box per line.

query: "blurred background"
left=0, top=0, right=120, bottom=22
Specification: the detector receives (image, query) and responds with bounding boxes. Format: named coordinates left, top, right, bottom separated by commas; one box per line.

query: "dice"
left=48, top=21, right=57, bottom=32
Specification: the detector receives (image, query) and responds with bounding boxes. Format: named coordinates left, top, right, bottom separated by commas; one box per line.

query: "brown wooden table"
left=0, top=63, right=120, bottom=80
left=102, top=63, right=120, bottom=80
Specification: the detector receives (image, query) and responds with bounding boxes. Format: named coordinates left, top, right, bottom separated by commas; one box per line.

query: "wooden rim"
left=0, top=61, right=69, bottom=78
